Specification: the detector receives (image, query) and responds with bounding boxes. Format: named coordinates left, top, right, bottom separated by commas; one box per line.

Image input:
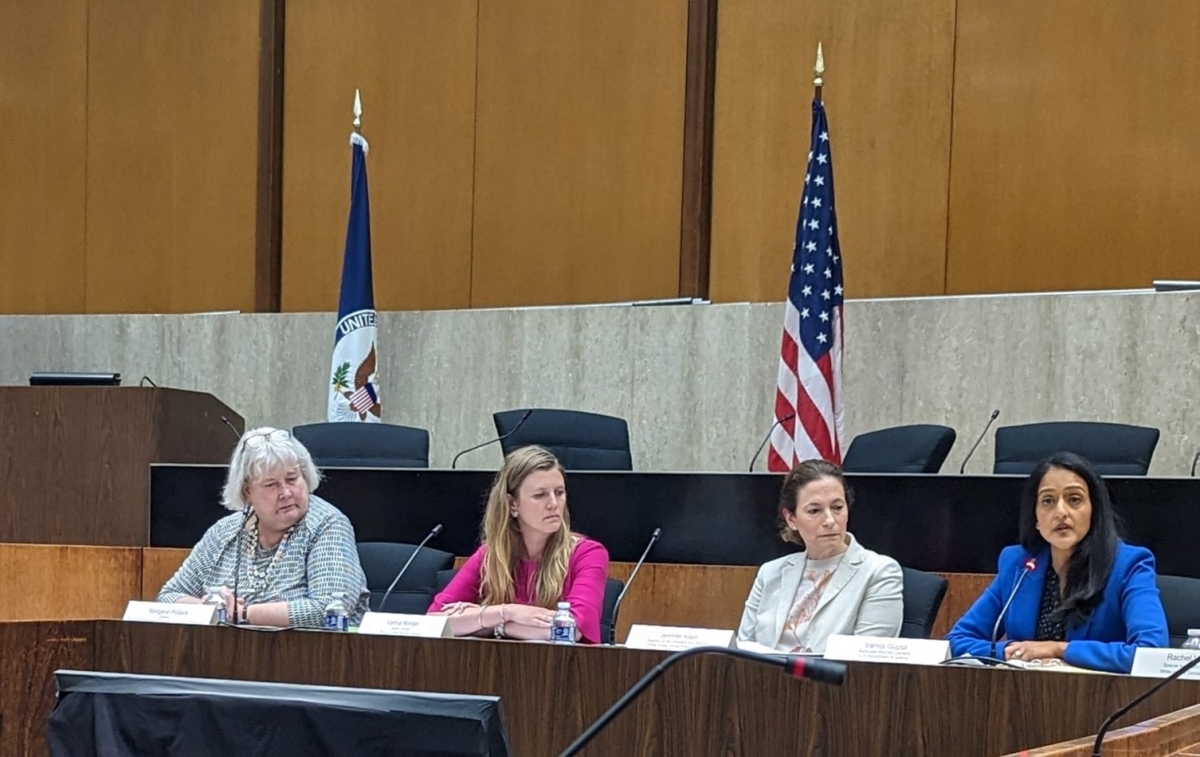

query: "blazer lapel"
left=773, top=555, right=805, bottom=645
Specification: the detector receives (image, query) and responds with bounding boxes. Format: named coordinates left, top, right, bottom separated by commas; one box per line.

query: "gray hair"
left=221, top=427, right=321, bottom=511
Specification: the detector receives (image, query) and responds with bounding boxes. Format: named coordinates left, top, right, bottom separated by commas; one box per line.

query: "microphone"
left=376, top=524, right=444, bottom=612
left=556, top=646, right=845, bottom=757
left=959, top=408, right=1000, bottom=474
left=749, top=413, right=796, bottom=471
left=990, top=557, right=1036, bottom=655
left=451, top=410, right=534, bottom=469
left=229, top=507, right=253, bottom=625
left=219, top=415, right=242, bottom=441
left=1091, top=653, right=1200, bottom=755
left=609, top=527, right=662, bottom=643
left=1191, top=443, right=1200, bottom=476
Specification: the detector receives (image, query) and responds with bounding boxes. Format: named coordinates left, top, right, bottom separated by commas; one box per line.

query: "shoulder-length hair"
left=1018, top=451, right=1120, bottom=626
left=221, top=427, right=321, bottom=511
left=479, top=445, right=574, bottom=609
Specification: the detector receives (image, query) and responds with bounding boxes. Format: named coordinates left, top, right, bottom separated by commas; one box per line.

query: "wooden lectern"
left=0, top=387, right=243, bottom=545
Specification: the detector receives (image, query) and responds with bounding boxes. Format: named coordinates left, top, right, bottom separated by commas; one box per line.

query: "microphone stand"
left=1091, top=654, right=1200, bottom=756
left=556, top=646, right=845, bottom=757
left=451, top=410, right=534, bottom=469
left=610, top=528, right=661, bottom=643
left=230, top=508, right=253, bottom=625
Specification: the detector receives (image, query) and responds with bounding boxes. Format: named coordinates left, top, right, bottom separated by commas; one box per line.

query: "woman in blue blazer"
left=947, top=451, right=1167, bottom=673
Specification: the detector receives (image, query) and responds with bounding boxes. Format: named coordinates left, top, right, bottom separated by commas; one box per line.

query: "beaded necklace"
left=242, top=517, right=297, bottom=595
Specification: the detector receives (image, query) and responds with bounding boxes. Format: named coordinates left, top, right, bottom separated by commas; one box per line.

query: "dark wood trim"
left=253, top=0, right=285, bottom=312
left=678, top=0, right=718, bottom=299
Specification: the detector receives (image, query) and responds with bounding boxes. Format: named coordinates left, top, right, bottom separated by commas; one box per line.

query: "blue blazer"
left=947, top=542, right=1168, bottom=673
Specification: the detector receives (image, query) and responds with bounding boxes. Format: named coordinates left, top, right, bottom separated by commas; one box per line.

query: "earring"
left=510, top=511, right=517, bottom=518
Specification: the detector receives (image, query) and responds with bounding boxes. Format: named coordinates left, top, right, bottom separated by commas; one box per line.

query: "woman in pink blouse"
left=429, top=445, right=610, bottom=643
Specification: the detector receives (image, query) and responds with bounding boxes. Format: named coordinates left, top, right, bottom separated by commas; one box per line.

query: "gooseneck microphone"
left=749, top=413, right=796, bottom=472
left=609, top=527, right=662, bottom=644
left=990, top=557, right=1036, bottom=655
left=219, top=415, right=242, bottom=441
left=1190, top=443, right=1200, bottom=477
left=1091, top=653, right=1200, bottom=755
left=557, top=646, right=845, bottom=757
left=451, top=410, right=534, bottom=469
left=377, top=524, right=444, bottom=612
left=229, top=507, right=254, bottom=625
left=959, top=408, right=1000, bottom=474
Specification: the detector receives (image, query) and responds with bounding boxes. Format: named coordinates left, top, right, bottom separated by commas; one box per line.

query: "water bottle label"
left=216, top=606, right=227, bottom=624
left=325, top=614, right=348, bottom=631
left=551, top=624, right=574, bottom=643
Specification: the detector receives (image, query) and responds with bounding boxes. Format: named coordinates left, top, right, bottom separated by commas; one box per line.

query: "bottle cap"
left=1188, top=629, right=1200, bottom=637
left=557, top=602, right=570, bottom=610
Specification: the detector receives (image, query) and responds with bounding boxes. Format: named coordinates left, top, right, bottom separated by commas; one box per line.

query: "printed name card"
left=1131, top=648, right=1200, bottom=680
left=123, top=601, right=218, bottom=626
left=823, top=634, right=950, bottom=666
left=624, top=624, right=736, bottom=652
left=358, top=612, right=452, bottom=638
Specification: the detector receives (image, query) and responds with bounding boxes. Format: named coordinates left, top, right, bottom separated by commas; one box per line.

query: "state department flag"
left=327, top=131, right=382, bottom=422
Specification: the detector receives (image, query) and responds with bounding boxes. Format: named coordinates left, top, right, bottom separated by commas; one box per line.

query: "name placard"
left=823, top=634, right=950, bottom=666
left=123, top=601, right=217, bottom=626
left=358, top=612, right=452, bottom=638
left=624, top=624, right=736, bottom=652
left=1131, top=648, right=1200, bottom=679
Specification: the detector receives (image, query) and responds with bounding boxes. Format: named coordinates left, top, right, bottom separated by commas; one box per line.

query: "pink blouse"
left=429, top=538, right=610, bottom=644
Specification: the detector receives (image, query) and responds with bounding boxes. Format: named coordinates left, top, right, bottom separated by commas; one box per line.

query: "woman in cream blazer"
left=737, top=460, right=903, bottom=654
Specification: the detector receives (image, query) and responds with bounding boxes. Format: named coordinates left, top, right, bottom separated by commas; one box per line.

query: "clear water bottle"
left=551, top=602, right=576, bottom=644
left=1182, top=629, right=1200, bottom=650
left=203, top=586, right=227, bottom=624
left=324, top=592, right=349, bottom=632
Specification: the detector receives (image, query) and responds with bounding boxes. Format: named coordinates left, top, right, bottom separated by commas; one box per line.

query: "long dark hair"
left=1018, top=452, right=1121, bottom=626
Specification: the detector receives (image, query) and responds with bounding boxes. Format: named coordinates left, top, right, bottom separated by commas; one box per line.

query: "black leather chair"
left=493, top=409, right=632, bottom=470
left=292, top=422, right=431, bottom=468
left=992, top=422, right=1160, bottom=476
left=899, top=567, right=948, bottom=639
left=357, top=542, right=455, bottom=614
left=1157, top=574, right=1200, bottom=648
left=432, top=568, right=624, bottom=643
left=841, top=425, right=957, bottom=474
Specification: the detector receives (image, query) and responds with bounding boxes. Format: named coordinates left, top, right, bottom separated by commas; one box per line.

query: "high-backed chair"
left=899, top=567, right=948, bottom=639
left=992, top=422, right=1160, bottom=476
left=357, top=542, right=455, bottom=613
left=432, top=567, right=624, bottom=643
left=1157, top=574, right=1200, bottom=648
left=493, top=409, right=632, bottom=470
left=292, top=422, right=431, bottom=468
left=841, top=425, right=957, bottom=474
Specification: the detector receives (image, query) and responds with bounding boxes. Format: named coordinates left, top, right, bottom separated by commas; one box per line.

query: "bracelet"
left=499, top=604, right=508, bottom=623
left=478, top=604, right=489, bottom=631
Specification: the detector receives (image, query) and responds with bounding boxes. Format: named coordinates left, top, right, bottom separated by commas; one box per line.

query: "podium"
left=0, top=387, right=243, bottom=545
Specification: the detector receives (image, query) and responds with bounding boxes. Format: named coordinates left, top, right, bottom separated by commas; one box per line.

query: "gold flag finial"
left=353, top=89, right=363, bottom=133
left=814, top=42, right=825, bottom=97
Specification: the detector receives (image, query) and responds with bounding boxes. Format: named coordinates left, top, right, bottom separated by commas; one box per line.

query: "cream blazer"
left=736, top=534, right=903, bottom=654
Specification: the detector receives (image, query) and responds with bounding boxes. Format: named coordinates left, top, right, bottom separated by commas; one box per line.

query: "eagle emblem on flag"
left=331, top=343, right=381, bottom=421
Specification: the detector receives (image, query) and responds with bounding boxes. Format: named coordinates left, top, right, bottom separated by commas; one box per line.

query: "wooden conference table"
left=4, top=620, right=1200, bottom=757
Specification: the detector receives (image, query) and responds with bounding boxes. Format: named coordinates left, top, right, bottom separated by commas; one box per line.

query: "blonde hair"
left=221, top=427, right=321, bottom=511
left=479, top=445, right=574, bottom=608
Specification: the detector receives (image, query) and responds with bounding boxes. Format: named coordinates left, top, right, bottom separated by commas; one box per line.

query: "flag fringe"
left=350, top=132, right=370, bottom=155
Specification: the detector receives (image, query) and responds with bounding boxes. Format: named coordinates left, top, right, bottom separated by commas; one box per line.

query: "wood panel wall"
left=84, top=0, right=261, bottom=314
left=468, top=0, right=689, bottom=308
left=943, top=0, right=1200, bottom=294
left=281, top=0, right=478, bottom=312
left=0, top=0, right=89, bottom=314
left=710, top=0, right=958, bottom=302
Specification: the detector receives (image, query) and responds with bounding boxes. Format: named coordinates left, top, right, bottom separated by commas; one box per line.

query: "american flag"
left=767, top=98, right=845, bottom=471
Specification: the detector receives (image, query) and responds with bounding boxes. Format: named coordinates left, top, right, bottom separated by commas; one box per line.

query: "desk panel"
left=152, top=468, right=1200, bottom=576
left=5, top=620, right=1200, bottom=756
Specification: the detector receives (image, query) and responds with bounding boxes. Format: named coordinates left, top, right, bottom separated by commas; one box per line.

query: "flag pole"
left=813, top=42, right=824, bottom=102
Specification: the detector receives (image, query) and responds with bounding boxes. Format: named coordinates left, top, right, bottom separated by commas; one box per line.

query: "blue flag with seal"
left=327, top=129, right=381, bottom=422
